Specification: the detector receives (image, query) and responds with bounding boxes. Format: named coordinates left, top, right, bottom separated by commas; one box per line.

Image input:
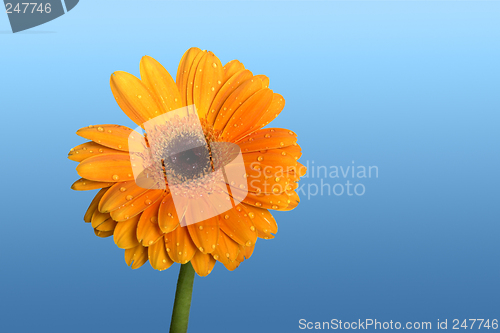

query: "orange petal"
left=190, top=251, right=216, bottom=277
left=125, top=245, right=149, bottom=269
left=185, top=51, right=207, bottom=108
left=254, top=75, right=270, bottom=89
left=222, top=260, right=240, bottom=271
left=223, top=59, right=245, bottom=81
left=296, top=162, right=307, bottom=177
left=91, top=210, right=116, bottom=231
left=137, top=200, right=163, bottom=246
left=84, top=187, right=109, bottom=222
left=283, top=191, right=300, bottom=211
left=76, top=125, right=133, bottom=152
left=148, top=239, right=174, bottom=271
left=94, top=229, right=113, bottom=238
left=113, top=215, right=140, bottom=249
left=218, top=205, right=257, bottom=247
left=221, top=88, right=273, bottom=142
left=71, top=178, right=114, bottom=191
left=99, top=181, right=150, bottom=213
left=176, top=47, right=203, bottom=106
left=212, top=231, right=240, bottom=264
left=76, top=154, right=134, bottom=183
left=278, top=144, right=302, bottom=161
left=193, top=51, right=224, bottom=119
left=140, top=55, right=182, bottom=113
left=243, top=242, right=255, bottom=260
left=236, top=128, right=297, bottom=153
left=213, top=76, right=263, bottom=133
left=165, top=227, right=197, bottom=264
left=236, top=245, right=245, bottom=262
left=242, top=204, right=277, bottom=239
left=207, top=69, right=253, bottom=125
left=251, top=93, right=285, bottom=131
left=242, top=191, right=290, bottom=211
left=110, top=71, right=162, bottom=127
left=68, top=141, right=127, bottom=162
left=110, top=189, right=164, bottom=222
left=158, top=194, right=180, bottom=233
left=186, top=217, right=219, bottom=254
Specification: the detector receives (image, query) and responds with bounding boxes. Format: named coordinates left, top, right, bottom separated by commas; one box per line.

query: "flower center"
left=163, top=134, right=213, bottom=181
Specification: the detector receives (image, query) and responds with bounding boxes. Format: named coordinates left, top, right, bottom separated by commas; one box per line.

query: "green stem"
left=169, top=262, right=195, bottom=333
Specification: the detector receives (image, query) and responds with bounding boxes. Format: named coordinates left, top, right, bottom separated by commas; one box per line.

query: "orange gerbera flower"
left=69, top=47, right=306, bottom=276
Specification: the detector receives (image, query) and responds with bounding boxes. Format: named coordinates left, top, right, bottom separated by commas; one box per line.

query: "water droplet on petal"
left=120, top=187, right=127, bottom=192
left=112, top=175, right=120, bottom=181
left=224, top=215, right=230, bottom=220
left=97, top=127, right=104, bottom=132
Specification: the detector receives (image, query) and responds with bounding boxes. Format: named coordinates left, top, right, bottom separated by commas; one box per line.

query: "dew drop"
left=282, top=151, right=287, bottom=156
left=248, top=212, right=255, bottom=219
left=212, top=62, right=217, bottom=68
left=97, top=126, right=104, bottom=132
left=257, top=156, right=263, bottom=161
left=149, top=240, right=154, bottom=245
left=112, top=175, right=119, bottom=181
left=199, top=247, right=204, bottom=252
left=224, top=214, right=230, bottom=220
left=272, top=205, right=278, bottom=209
left=145, top=199, right=152, bottom=205
left=246, top=241, right=252, bottom=246
left=265, top=134, right=271, bottom=138
left=150, top=216, right=158, bottom=223
left=126, top=195, right=134, bottom=201
left=255, top=202, right=262, bottom=207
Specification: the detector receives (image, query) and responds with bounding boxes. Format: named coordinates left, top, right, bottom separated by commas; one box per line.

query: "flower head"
left=69, top=48, right=306, bottom=276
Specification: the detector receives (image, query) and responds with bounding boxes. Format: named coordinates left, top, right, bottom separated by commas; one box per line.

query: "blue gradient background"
left=1, top=1, right=499, bottom=332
